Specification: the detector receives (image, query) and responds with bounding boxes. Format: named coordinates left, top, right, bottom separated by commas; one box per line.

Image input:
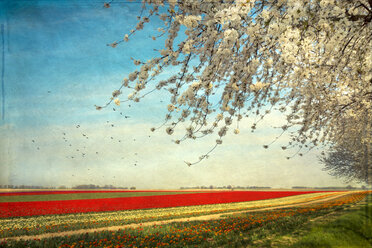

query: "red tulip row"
left=0, top=191, right=330, bottom=218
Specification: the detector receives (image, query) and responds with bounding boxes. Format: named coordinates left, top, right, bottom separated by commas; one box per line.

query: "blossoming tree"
left=98, top=0, right=371, bottom=183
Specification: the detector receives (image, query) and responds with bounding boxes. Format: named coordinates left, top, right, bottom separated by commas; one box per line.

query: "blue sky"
left=0, top=0, right=363, bottom=189
left=0, top=0, right=168, bottom=127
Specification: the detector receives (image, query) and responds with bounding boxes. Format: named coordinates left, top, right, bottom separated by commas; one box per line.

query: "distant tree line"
left=0, top=185, right=57, bottom=189
left=179, top=185, right=366, bottom=190
left=180, top=186, right=271, bottom=190
left=292, top=186, right=366, bottom=190
left=73, top=184, right=137, bottom=190
left=0, top=185, right=136, bottom=190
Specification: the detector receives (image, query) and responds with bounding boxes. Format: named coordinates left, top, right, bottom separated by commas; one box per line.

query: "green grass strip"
left=291, top=200, right=372, bottom=248
left=0, top=191, right=198, bottom=202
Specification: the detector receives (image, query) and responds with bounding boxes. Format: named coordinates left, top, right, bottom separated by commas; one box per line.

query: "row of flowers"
left=0, top=191, right=327, bottom=218
left=0, top=192, right=335, bottom=238
left=0, top=191, right=369, bottom=248
left=53, top=191, right=372, bottom=248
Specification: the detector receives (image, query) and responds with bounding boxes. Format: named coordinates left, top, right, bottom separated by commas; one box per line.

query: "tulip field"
left=0, top=190, right=369, bottom=247
left=0, top=190, right=327, bottom=218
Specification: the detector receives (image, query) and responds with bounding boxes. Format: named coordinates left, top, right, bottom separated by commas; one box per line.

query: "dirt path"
left=1, top=191, right=353, bottom=242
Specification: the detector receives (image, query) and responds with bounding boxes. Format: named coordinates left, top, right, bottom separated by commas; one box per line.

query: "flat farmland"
left=0, top=190, right=327, bottom=218
left=0, top=190, right=369, bottom=247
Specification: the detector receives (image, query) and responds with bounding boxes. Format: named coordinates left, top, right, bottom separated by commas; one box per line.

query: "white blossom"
left=181, top=15, right=201, bottom=29
left=109, top=0, right=372, bottom=168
